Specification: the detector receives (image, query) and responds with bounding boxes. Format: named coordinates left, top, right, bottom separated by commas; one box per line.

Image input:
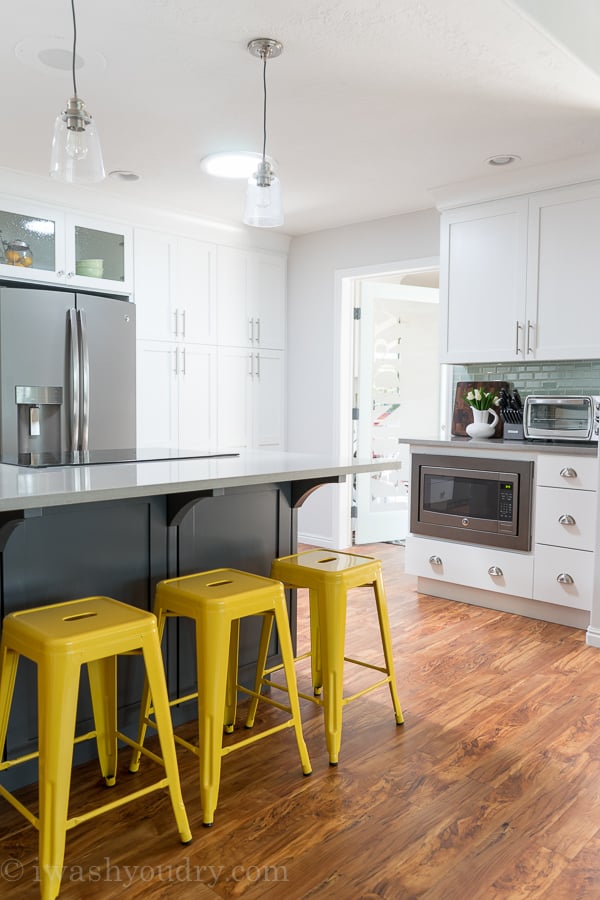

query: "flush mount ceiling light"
left=201, top=150, right=277, bottom=179
left=486, top=154, right=521, bottom=166
left=243, top=38, right=284, bottom=228
left=50, top=0, right=105, bottom=183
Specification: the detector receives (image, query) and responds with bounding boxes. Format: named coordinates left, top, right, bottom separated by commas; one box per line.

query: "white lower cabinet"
left=535, top=486, right=596, bottom=551
left=532, top=545, right=593, bottom=611
left=137, top=340, right=217, bottom=450
left=404, top=536, right=534, bottom=598
left=217, top=347, right=284, bottom=451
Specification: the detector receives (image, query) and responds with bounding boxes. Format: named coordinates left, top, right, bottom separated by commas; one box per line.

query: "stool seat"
left=130, top=568, right=312, bottom=826
left=261, top=549, right=404, bottom=765
left=0, top=596, right=192, bottom=900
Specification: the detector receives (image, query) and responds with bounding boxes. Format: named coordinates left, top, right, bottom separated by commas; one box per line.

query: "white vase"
left=466, top=406, right=499, bottom=439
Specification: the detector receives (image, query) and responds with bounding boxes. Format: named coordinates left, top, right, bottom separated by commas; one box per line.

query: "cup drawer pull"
left=558, top=514, right=576, bottom=526
left=557, top=573, right=574, bottom=585
left=559, top=467, right=577, bottom=478
left=488, top=566, right=503, bottom=577
left=428, top=555, right=442, bottom=566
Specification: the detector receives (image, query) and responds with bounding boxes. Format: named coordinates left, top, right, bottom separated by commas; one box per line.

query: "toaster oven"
left=523, top=395, right=600, bottom=442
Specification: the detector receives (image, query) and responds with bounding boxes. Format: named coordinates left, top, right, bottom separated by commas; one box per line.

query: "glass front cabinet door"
left=0, top=201, right=65, bottom=284
left=65, top=214, right=133, bottom=294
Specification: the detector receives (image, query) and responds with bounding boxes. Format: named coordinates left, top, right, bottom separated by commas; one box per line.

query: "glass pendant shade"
left=244, top=167, right=283, bottom=228
left=50, top=101, right=105, bottom=183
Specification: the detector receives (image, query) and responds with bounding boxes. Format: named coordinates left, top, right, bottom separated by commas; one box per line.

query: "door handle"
left=559, top=467, right=577, bottom=478
left=256, top=317, right=261, bottom=345
left=556, top=573, right=574, bottom=585
left=256, top=352, right=261, bottom=379
left=248, top=318, right=255, bottom=344
left=515, top=321, right=522, bottom=355
left=78, top=308, right=90, bottom=451
left=428, top=555, right=442, bottom=566
left=526, top=320, right=535, bottom=354
left=558, top=514, right=576, bottom=526
left=488, top=566, right=503, bottom=577
left=69, top=308, right=80, bottom=452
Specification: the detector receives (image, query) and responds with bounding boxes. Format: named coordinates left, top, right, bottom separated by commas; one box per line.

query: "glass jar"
left=3, top=239, right=33, bottom=267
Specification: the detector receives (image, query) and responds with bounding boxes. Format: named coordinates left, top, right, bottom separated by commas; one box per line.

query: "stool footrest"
left=0, top=782, right=39, bottom=829
left=65, top=777, right=171, bottom=831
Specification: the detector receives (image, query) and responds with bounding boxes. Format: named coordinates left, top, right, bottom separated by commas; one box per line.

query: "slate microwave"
left=410, top=454, right=534, bottom=551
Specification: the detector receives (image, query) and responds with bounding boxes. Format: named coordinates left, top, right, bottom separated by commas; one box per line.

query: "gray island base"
left=0, top=450, right=398, bottom=790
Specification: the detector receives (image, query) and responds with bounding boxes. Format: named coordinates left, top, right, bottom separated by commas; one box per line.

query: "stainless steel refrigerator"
left=0, top=284, right=136, bottom=458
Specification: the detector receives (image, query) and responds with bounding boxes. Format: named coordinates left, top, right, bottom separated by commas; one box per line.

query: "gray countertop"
left=0, top=449, right=400, bottom=513
left=409, top=437, right=598, bottom=457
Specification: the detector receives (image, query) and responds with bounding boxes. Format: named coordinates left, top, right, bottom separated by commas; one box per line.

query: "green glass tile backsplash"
left=452, top=360, right=600, bottom=398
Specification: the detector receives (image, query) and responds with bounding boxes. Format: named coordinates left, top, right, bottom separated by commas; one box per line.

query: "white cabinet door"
left=217, top=347, right=253, bottom=450
left=173, top=238, right=217, bottom=344
left=66, top=213, right=133, bottom=294
left=526, top=183, right=600, bottom=360
left=254, top=350, right=285, bottom=449
left=440, top=197, right=528, bottom=363
left=535, top=486, right=597, bottom=551
left=217, top=246, right=286, bottom=349
left=136, top=340, right=178, bottom=448
left=134, top=230, right=176, bottom=341
left=178, top=345, right=217, bottom=449
left=533, top=545, right=593, bottom=610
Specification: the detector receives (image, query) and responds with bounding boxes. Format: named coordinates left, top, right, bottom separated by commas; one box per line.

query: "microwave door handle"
left=78, top=308, right=90, bottom=452
left=69, top=308, right=80, bottom=452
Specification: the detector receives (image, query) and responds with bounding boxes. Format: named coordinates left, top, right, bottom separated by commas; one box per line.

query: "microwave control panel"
left=498, top=481, right=514, bottom=522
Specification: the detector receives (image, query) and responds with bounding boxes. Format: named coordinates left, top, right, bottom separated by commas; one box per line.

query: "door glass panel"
left=74, top=226, right=125, bottom=282
left=0, top=209, right=56, bottom=272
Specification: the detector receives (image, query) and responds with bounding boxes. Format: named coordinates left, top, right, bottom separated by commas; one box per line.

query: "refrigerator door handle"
left=78, top=308, right=90, bottom=452
left=69, top=308, right=80, bottom=452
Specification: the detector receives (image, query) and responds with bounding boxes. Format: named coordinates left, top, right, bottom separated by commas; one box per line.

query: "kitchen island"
left=0, top=449, right=399, bottom=789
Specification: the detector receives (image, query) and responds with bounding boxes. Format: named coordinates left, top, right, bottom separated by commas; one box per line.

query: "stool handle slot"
left=206, top=580, right=234, bottom=587
left=63, top=612, right=98, bottom=621
left=317, top=557, right=337, bottom=564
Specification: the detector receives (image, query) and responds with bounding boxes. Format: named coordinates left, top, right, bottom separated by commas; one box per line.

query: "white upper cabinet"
left=134, top=228, right=216, bottom=344
left=526, top=182, right=600, bottom=360
left=217, top=245, right=286, bottom=350
left=441, top=180, right=600, bottom=363
left=0, top=197, right=132, bottom=294
left=440, top=197, right=528, bottom=363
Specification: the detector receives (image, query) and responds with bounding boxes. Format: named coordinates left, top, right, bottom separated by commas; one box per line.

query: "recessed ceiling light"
left=201, top=151, right=276, bottom=179
left=486, top=154, right=521, bottom=166
left=108, top=170, right=141, bottom=182
left=14, top=37, right=106, bottom=76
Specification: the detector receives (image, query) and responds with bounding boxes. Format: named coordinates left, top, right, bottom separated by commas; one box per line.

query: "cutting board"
left=451, top=381, right=508, bottom=438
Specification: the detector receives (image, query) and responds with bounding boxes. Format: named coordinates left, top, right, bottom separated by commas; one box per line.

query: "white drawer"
left=533, top=545, right=593, bottom=610
left=536, top=454, right=597, bottom=491
left=405, top=536, right=533, bottom=597
left=535, top=486, right=596, bottom=551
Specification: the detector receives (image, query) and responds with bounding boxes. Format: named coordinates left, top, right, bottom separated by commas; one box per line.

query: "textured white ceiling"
left=1, top=0, right=600, bottom=235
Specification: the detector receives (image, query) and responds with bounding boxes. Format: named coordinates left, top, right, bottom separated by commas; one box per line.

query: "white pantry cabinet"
left=217, top=245, right=286, bottom=350
left=0, top=196, right=132, bottom=294
left=440, top=179, right=600, bottom=363
left=134, top=228, right=216, bottom=343
left=136, top=340, right=217, bottom=450
left=216, top=347, right=284, bottom=451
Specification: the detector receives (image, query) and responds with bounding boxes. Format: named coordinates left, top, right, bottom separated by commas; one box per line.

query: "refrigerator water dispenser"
left=16, top=386, right=63, bottom=456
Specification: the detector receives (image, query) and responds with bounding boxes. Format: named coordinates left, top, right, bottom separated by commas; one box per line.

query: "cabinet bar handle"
left=181, top=346, right=186, bottom=375
left=248, top=353, right=254, bottom=377
left=515, top=321, right=522, bottom=354
left=559, top=467, right=577, bottom=478
left=488, top=566, right=503, bottom=577
left=256, top=352, right=261, bottom=379
left=557, top=573, right=574, bottom=585
left=526, top=319, right=535, bottom=354
left=256, top=317, right=261, bottom=344
left=173, top=348, right=178, bottom=375
left=248, top=317, right=254, bottom=343
left=181, top=308, right=186, bottom=339
left=558, top=514, right=576, bottom=526
left=428, top=555, right=442, bottom=566
left=173, top=309, right=179, bottom=338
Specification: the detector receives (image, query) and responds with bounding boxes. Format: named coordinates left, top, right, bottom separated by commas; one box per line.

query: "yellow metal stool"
left=129, top=568, right=312, bottom=826
left=253, top=549, right=404, bottom=766
left=0, top=596, right=192, bottom=900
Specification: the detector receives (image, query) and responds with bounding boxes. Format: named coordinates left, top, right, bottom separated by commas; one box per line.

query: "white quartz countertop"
left=409, top=437, right=598, bottom=457
left=0, top=450, right=400, bottom=513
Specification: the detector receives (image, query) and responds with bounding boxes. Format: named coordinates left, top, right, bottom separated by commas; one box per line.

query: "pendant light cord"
left=262, top=55, right=268, bottom=163
left=71, top=0, right=78, bottom=98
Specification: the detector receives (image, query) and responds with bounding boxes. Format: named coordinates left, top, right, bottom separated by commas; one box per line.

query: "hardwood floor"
left=1, top=542, right=600, bottom=898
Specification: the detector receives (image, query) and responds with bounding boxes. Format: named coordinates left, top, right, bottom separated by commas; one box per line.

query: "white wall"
left=287, top=207, right=440, bottom=546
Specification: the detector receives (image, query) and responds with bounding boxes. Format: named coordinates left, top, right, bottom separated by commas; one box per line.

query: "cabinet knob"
left=558, top=514, right=576, bottom=526
left=488, top=566, right=503, bottom=577
left=56, top=269, right=65, bottom=278
left=428, top=555, right=442, bottom=566
left=66, top=271, right=74, bottom=279
left=557, top=573, right=574, bottom=585
left=559, top=467, right=577, bottom=478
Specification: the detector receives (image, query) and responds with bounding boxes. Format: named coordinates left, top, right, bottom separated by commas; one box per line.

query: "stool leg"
left=273, top=598, right=312, bottom=776
left=38, top=657, right=80, bottom=900
left=309, top=589, right=323, bottom=696
left=245, top=612, right=274, bottom=729
left=130, top=604, right=168, bottom=774
left=317, top=586, right=347, bottom=765
left=196, top=610, right=231, bottom=826
left=224, top=619, right=240, bottom=733
left=141, top=635, right=192, bottom=844
left=87, top=656, right=118, bottom=786
left=373, top=571, right=404, bottom=725
left=0, top=641, right=19, bottom=757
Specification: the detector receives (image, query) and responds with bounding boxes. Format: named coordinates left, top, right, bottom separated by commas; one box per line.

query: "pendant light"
left=50, top=0, right=105, bottom=183
left=243, top=39, right=283, bottom=228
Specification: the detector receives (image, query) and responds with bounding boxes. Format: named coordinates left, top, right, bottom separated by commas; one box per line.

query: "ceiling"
left=2, top=0, right=600, bottom=236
